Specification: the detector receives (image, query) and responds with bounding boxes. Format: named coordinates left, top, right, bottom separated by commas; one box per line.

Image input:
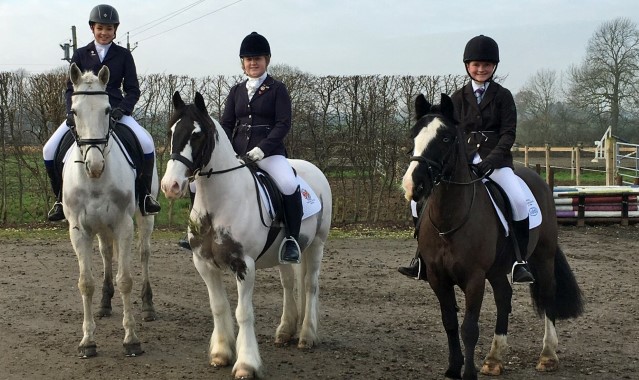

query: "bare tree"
left=566, top=17, right=639, bottom=137
left=516, top=69, right=560, bottom=144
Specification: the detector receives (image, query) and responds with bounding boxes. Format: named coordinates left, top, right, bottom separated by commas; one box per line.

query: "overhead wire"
left=116, top=0, right=243, bottom=46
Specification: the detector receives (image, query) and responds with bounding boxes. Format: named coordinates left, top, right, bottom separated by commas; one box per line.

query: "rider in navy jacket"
left=64, top=41, right=140, bottom=117
left=43, top=4, right=160, bottom=221
left=219, top=32, right=302, bottom=264
left=221, top=75, right=292, bottom=157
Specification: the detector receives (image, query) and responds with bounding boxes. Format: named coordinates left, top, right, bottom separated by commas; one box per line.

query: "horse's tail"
left=531, top=246, right=584, bottom=319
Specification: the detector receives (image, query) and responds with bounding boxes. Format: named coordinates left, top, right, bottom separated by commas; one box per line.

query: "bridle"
left=69, top=90, right=112, bottom=163
left=168, top=115, right=249, bottom=182
left=409, top=122, right=484, bottom=237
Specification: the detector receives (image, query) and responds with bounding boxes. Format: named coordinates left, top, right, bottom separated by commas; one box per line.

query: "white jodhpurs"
left=473, top=154, right=528, bottom=221
left=256, top=154, right=299, bottom=195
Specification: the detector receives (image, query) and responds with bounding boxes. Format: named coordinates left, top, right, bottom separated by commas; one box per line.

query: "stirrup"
left=399, top=257, right=424, bottom=280
left=47, top=202, right=65, bottom=222
left=278, top=237, right=301, bottom=264
left=141, top=194, right=160, bottom=216
left=511, top=261, right=534, bottom=284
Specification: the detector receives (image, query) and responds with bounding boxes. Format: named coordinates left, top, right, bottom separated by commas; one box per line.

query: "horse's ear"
left=172, top=91, right=185, bottom=110
left=440, top=93, right=454, bottom=121
left=194, top=92, right=207, bottom=113
left=97, top=65, right=110, bottom=86
left=69, top=63, right=82, bottom=87
left=415, top=94, right=431, bottom=120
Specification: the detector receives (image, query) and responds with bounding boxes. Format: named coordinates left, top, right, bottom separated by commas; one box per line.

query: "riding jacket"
left=220, top=75, right=292, bottom=157
left=451, top=81, right=517, bottom=169
left=64, top=41, right=140, bottom=116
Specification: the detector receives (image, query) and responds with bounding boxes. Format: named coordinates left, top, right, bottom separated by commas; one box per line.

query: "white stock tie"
left=247, top=80, right=260, bottom=100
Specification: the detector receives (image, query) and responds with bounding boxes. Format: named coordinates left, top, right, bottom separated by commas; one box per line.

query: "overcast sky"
left=1, top=0, right=638, bottom=93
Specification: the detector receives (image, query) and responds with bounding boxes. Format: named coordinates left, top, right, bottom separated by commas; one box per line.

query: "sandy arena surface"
left=1, top=224, right=638, bottom=379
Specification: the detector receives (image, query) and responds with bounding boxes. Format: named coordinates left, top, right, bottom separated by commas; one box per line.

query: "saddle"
left=244, top=162, right=286, bottom=258
left=54, top=121, right=145, bottom=187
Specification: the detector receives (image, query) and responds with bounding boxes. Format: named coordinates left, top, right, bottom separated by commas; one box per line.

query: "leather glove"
left=477, top=159, right=494, bottom=175
left=247, top=147, right=265, bottom=161
left=65, top=112, right=75, bottom=127
left=110, top=108, right=125, bottom=121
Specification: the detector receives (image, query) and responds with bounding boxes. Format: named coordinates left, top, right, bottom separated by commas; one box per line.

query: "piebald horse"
left=63, top=63, right=157, bottom=357
left=402, top=93, right=584, bottom=380
left=161, top=91, right=332, bottom=379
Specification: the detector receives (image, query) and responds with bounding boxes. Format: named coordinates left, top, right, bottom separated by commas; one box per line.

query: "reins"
left=169, top=135, right=271, bottom=229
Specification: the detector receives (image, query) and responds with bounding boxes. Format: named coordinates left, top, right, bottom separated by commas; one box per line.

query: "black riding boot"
left=512, top=217, right=535, bottom=283
left=139, top=158, right=161, bottom=216
left=45, top=164, right=65, bottom=222
left=178, top=189, right=196, bottom=250
left=279, top=186, right=302, bottom=264
left=398, top=216, right=427, bottom=280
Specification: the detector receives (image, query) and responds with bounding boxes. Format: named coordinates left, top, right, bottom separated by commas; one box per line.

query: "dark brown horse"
left=402, top=93, right=584, bottom=380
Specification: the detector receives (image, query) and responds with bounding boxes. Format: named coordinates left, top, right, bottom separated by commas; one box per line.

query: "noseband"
left=70, top=90, right=112, bottom=162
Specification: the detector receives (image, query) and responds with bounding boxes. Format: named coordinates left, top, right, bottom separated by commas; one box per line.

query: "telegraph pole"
left=60, top=26, right=78, bottom=62
left=126, top=32, right=138, bottom=52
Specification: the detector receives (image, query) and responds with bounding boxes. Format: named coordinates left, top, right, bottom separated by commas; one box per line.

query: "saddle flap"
left=483, top=177, right=542, bottom=235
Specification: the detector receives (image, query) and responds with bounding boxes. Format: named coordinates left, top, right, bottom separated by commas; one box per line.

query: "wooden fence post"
left=524, top=145, right=529, bottom=168
left=575, top=144, right=582, bottom=186
left=545, top=143, right=551, bottom=185
left=605, top=135, right=617, bottom=186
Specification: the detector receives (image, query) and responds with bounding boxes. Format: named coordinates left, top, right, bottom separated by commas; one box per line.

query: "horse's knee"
left=78, top=276, right=95, bottom=296
left=116, top=276, right=133, bottom=294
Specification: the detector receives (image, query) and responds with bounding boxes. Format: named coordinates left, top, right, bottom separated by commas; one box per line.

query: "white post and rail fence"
left=514, top=127, right=639, bottom=225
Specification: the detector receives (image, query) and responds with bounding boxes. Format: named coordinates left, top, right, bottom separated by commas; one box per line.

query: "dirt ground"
left=1, top=224, right=638, bottom=380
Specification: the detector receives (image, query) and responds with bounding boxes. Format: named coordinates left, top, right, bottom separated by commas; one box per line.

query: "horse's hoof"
left=210, top=355, right=231, bottom=367
left=142, top=310, right=157, bottom=322
left=297, top=339, right=315, bottom=350
left=78, top=343, right=97, bottom=358
left=274, top=334, right=293, bottom=347
left=123, top=342, right=144, bottom=357
left=444, top=368, right=462, bottom=379
left=536, top=357, right=559, bottom=372
left=480, top=358, right=504, bottom=376
left=233, top=366, right=256, bottom=380
left=96, top=308, right=112, bottom=318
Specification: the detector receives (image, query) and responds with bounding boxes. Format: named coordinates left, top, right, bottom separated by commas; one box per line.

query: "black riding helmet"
left=463, top=35, right=499, bottom=81
left=239, top=32, right=271, bottom=58
left=89, top=4, right=120, bottom=26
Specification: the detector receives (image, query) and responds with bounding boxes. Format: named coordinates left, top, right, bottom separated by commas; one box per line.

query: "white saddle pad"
left=257, top=175, right=322, bottom=221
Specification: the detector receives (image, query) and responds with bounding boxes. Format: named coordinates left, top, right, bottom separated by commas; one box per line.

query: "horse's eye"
left=442, top=137, right=450, bottom=143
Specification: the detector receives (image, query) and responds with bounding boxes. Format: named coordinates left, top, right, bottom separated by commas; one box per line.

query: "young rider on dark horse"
left=398, top=35, right=534, bottom=284
left=43, top=4, right=161, bottom=221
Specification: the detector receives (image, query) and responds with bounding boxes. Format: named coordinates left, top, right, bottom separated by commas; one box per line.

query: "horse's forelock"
left=72, top=72, right=106, bottom=95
